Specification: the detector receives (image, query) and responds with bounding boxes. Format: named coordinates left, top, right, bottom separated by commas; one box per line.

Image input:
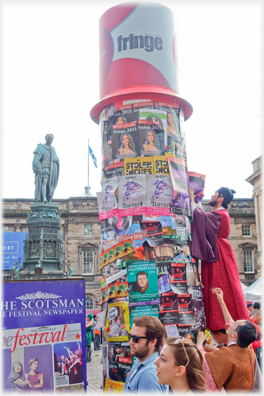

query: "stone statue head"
left=45, top=134, right=54, bottom=143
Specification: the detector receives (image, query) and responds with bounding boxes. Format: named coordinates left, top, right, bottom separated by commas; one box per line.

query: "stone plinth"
left=20, top=203, right=64, bottom=279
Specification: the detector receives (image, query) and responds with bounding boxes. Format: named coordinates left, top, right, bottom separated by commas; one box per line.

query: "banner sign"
left=2, top=232, right=26, bottom=270
left=2, top=279, right=87, bottom=393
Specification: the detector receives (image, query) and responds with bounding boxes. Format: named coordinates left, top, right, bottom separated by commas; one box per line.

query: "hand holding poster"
left=168, top=157, right=191, bottom=217
left=188, top=171, right=206, bottom=203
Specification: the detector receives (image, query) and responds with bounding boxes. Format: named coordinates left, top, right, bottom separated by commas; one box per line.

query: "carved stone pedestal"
left=20, top=203, right=64, bottom=279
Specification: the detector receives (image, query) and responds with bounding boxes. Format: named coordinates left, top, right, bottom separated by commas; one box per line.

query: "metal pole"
left=88, top=139, right=90, bottom=195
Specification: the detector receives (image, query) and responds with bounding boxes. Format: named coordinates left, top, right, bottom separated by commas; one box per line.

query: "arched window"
left=86, top=296, right=94, bottom=310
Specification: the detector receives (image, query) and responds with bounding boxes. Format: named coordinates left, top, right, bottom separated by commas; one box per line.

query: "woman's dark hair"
left=166, top=337, right=205, bottom=391
left=236, top=320, right=257, bottom=348
left=132, top=316, right=165, bottom=353
left=12, top=361, right=24, bottom=376
left=28, top=358, right=38, bottom=368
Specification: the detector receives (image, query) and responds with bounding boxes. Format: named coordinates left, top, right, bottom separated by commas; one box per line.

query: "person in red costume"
left=189, top=187, right=249, bottom=331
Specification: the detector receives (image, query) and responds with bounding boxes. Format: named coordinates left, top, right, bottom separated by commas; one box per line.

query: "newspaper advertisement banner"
left=2, top=279, right=86, bottom=393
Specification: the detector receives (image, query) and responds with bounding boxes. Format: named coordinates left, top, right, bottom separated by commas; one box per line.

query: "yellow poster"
left=105, top=301, right=130, bottom=342
left=104, top=378, right=124, bottom=393
left=153, top=155, right=170, bottom=175
left=124, top=157, right=154, bottom=175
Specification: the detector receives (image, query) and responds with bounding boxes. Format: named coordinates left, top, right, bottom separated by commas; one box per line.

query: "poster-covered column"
left=91, top=3, right=206, bottom=391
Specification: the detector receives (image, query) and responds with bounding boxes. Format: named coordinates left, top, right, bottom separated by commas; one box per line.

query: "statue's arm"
left=32, top=145, right=43, bottom=172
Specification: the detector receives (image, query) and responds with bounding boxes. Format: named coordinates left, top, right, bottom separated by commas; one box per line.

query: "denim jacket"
left=124, top=352, right=168, bottom=393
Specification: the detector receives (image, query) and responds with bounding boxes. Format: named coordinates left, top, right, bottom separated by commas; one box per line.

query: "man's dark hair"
left=236, top=320, right=257, bottom=348
left=253, top=302, right=261, bottom=310
left=136, top=271, right=148, bottom=279
left=132, top=316, right=165, bottom=352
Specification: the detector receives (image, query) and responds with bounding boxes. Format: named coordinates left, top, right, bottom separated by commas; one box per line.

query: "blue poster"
left=2, top=232, right=26, bottom=270
left=2, top=279, right=87, bottom=393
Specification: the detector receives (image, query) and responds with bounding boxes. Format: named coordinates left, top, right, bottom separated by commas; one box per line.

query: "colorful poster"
left=153, top=155, right=170, bottom=175
left=127, top=260, right=159, bottom=303
left=112, top=121, right=139, bottom=160
left=129, top=304, right=159, bottom=327
left=118, top=223, right=146, bottom=252
left=156, top=261, right=172, bottom=295
left=168, top=262, right=188, bottom=294
left=118, top=175, right=146, bottom=216
left=145, top=174, right=173, bottom=215
left=138, top=108, right=167, bottom=143
left=177, top=294, right=195, bottom=326
left=108, top=342, right=132, bottom=383
left=105, top=302, right=130, bottom=342
left=168, top=157, right=191, bottom=217
left=138, top=120, right=165, bottom=156
left=116, top=281, right=129, bottom=298
left=104, top=378, right=125, bottom=392
left=157, top=102, right=181, bottom=141
left=159, top=292, right=178, bottom=325
left=188, top=172, right=206, bottom=203
left=140, top=221, right=163, bottom=247
left=103, top=162, right=124, bottom=179
left=2, top=232, right=26, bottom=270
left=143, top=215, right=175, bottom=238
left=97, top=191, right=118, bottom=221
left=124, top=157, right=154, bottom=175
left=188, top=286, right=206, bottom=330
left=2, top=279, right=86, bottom=393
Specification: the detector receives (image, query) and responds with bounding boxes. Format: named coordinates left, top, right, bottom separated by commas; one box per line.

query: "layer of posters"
left=129, top=304, right=159, bottom=327
left=108, top=343, right=132, bottom=383
left=145, top=174, right=173, bottom=215
left=132, top=100, right=155, bottom=114
left=126, top=260, right=159, bottom=303
left=107, top=215, right=133, bottom=237
left=97, top=191, right=118, bottom=221
left=99, top=240, right=135, bottom=270
left=140, top=221, right=163, bottom=247
left=118, top=175, right=146, bottom=216
left=114, top=104, right=135, bottom=124
left=105, top=302, right=130, bottom=342
left=153, top=155, right=170, bottom=175
left=112, top=121, right=139, bottom=160
left=103, top=162, right=124, bottom=179
left=2, top=279, right=87, bottom=393
left=188, top=286, right=206, bottom=330
left=168, top=157, right=191, bottom=217
left=101, top=226, right=118, bottom=252
left=104, top=378, right=125, bottom=392
left=188, top=171, right=206, bottom=203
left=159, top=292, right=178, bottom=325
left=124, top=157, right=154, bottom=175
left=157, top=102, right=181, bottom=142
left=138, top=120, right=165, bottom=156
left=157, top=261, right=172, bottom=295
left=118, top=223, right=146, bottom=252
left=177, top=293, right=196, bottom=326
left=168, top=262, right=188, bottom=294
left=143, top=215, right=175, bottom=238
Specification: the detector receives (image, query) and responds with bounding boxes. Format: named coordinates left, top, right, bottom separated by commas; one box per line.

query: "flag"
left=89, top=146, right=97, bottom=168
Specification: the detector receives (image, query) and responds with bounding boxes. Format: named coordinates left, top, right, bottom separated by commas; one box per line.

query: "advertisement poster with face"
left=118, top=175, right=146, bottom=216
left=168, top=263, right=188, bottom=294
left=157, top=102, right=181, bottom=141
left=177, top=294, right=196, bottom=326
left=137, top=108, right=167, bottom=140
left=188, top=286, right=206, bottom=330
left=2, top=279, right=87, bottom=393
left=138, top=121, right=165, bottom=156
left=159, top=292, right=178, bottom=325
left=127, top=260, right=159, bottom=303
left=112, top=122, right=139, bottom=160
left=124, top=157, right=154, bottom=175
left=108, top=342, right=132, bottom=383
left=145, top=174, right=173, bottom=215
left=129, top=304, right=159, bottom=328
left=156, top=261, right=172, bottom=295
left=105, top=302, right=130, bottom=343
left=153, top=155, right=170, bottom=175
left=168, top=157, right=191, bottom=217
left=188, top=172, right=206, bottom=203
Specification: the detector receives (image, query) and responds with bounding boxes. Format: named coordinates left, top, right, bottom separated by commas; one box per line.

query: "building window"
left=244, top=251, right=254, bottom=273
left=83, top=251, right=94, bottom=274
left=84, top=225, right=93, bottom=237
left=242, top=225, right=251, bottom=237
left=2, top=226, right=12, bottom=232
left=86, top=296, right=94, bottom=310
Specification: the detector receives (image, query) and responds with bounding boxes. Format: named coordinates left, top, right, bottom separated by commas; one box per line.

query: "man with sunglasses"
left=189, top=187, right=249, bottom=332
left=124, top=316, right=168, bottom=393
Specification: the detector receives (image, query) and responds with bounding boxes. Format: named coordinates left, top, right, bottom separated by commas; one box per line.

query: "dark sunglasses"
left=127, top=334, right=149, bottom=343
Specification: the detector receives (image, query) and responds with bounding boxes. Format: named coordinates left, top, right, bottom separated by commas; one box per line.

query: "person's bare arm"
left=212, top=288, right=233, bottom=322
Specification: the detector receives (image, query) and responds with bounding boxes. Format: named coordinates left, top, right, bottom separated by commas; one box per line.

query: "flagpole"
left=88, top=139, right=90, bottom=196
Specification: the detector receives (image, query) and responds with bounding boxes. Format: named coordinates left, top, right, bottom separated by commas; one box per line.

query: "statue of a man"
left=32, top=134, right=60, bottom=203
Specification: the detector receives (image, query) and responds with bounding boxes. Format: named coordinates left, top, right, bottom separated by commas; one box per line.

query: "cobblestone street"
left=86, top=344, right=103, bottom=393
